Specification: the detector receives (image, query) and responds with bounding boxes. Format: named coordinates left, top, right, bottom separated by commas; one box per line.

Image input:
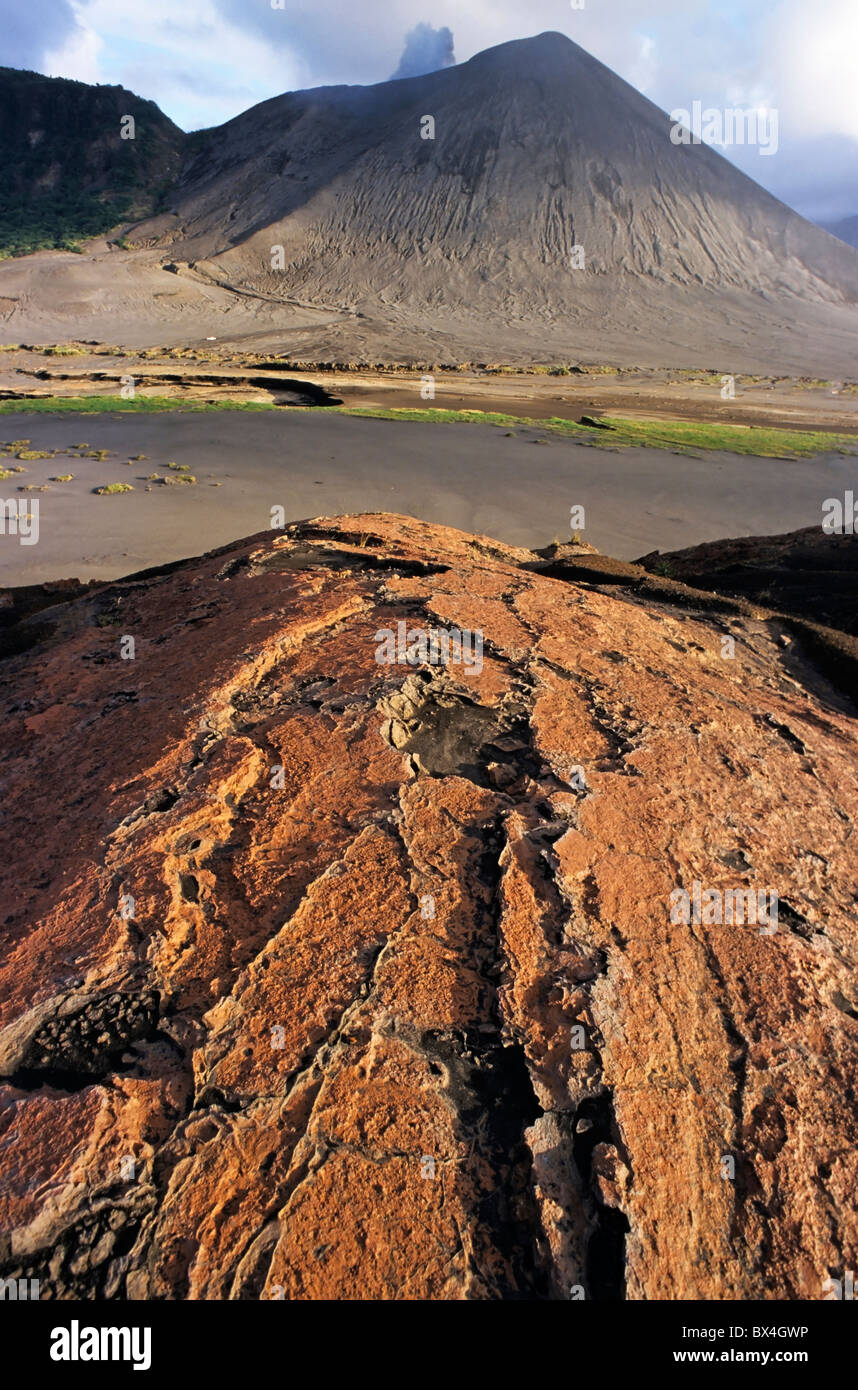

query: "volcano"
left=2, top=32, right=858, bottom=371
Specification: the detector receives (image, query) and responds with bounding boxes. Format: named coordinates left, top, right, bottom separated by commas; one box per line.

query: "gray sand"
left=1, top=411, right=853, bottom=584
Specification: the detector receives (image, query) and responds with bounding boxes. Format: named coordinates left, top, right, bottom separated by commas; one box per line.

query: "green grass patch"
left=0, top=395, right=279, bottom=414
left=94, top=482, right=134, bottom=495
left=339, top=406, right=541, bottom=430
left=593, top=416, right=858, bottom=457
left=335, top=406, right=858, bottom=458
left=0, top=396, right=854, bottom=459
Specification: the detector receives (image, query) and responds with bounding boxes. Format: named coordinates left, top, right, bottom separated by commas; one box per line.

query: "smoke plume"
left=391, top=22, right=455, bottom=81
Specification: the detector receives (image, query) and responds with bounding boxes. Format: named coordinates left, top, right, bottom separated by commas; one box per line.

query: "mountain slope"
left=0, top=67, right=185, bottom=257
left=137, top=33, right=858, bottom=306
left=822, top=214, right=858, bottom=251
left=2, top=34, right=857, bottom=370
left=117, top=31, right=858, bottom=369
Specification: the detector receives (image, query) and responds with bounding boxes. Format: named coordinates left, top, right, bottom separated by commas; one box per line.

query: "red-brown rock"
left=0, top=514, right=855, bottom=1300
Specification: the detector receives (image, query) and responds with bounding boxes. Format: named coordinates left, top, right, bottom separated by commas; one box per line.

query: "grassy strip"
left=0, top=396, right=855, bottom=458
left=593, top=416, right=858, bottom=457
left=0, top=395, right=278, bottom=414
left=336, top=406, right=858, bottom=458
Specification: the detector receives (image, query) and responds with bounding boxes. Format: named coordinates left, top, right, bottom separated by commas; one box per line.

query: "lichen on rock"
left=0, top=513, right=855, bottom=1300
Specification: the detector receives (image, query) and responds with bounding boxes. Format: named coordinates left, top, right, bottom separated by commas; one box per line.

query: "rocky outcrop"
left=637, top=526, right=858, bottom=637
left=0, top=514, right=856, bottom=1300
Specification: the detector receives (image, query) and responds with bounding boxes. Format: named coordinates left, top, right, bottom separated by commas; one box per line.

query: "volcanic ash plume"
left=391, top=21, right=455, bottom=80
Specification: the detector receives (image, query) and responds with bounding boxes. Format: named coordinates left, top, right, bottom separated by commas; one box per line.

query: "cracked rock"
left=0, top=513, right=856, bottom=1301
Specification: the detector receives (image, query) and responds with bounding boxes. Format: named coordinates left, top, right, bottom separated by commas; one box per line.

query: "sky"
left=2, top=0, right=856, bottom=224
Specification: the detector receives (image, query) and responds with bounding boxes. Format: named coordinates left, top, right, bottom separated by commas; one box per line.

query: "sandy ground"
left=3, top=347, right=858, bottom=430
left=2, top=411, right=855, bottom=585
left=325, top=373, right=858, bottom=432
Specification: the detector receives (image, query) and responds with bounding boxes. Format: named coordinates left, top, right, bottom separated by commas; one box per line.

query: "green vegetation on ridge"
left=0, top=396, right=855, bottom=459
left=0, top=67, right=184, bottom=258
left=0, top=396, right=274, bottom=413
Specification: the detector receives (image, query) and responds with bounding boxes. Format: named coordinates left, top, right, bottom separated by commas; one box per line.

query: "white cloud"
left=43, top=20, right=103, bottom=85
left=43, top=0, right=304, bottom=128
left=627, top=35, right=658, bottom=97
left=768, top=0, right=858, bottom=141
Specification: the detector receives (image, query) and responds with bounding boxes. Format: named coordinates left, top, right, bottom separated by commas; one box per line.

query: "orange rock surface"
left=0, top=514, right=856, bottom=1300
